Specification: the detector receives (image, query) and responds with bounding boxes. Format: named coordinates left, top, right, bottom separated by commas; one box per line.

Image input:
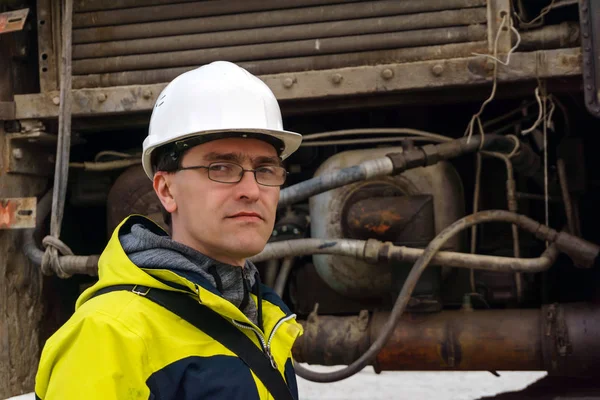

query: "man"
left=35, top=61, right=304, bottom=399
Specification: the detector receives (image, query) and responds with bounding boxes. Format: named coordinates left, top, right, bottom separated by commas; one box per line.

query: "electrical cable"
left=301, top=128, right=451, bottom=143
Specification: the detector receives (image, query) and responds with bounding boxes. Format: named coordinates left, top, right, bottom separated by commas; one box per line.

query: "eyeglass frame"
left=178, top=161, right=288, bottom=187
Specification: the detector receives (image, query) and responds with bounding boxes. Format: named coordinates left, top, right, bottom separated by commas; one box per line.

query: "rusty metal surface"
left=73, top=8, right=486, bottom=59
left=72, top=25, right=487, bottom=75
left=5, top=124, right=56, bottom=176
left=14, top=48, right=583, bottom=119
left=0, top=197, right=36, bottom=229
left=72, top=0, right=486, bottom=43
left=309, top=146, right=464, bottom=299
left=486, top=0, right=511, bottom=53
left=542, top=303, right=600, bottom=377
left=0, top=8, right=29, bottom=34
left=578, top=0, right=600, bottom=116
left=72, top=41, right=488, bottom=88
left=73, top=0, right=363, bottom=28
left=519, top=22, right=581, bottom=51
left=294, top=309, right=544, bottom=371
left=37, top=0, right=59, bottom=92
left=344, top=195, right=434, bottom=245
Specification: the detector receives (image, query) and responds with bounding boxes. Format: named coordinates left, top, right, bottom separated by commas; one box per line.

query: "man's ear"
left=153, top=172, right=177, bottom=214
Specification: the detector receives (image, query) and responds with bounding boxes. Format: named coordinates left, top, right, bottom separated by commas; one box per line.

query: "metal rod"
left=72, top=41, right=487, bottom=88
left=73, top=0, right=363, bottom=28
left=72, top=8, right=487, bottom=59
left=557, top=158, right=577, bottom=235
left=73, top=25, right=487, bottom=75
left=516, top=192, right=563, bottom=202
left=74, top=0, right=197, bottom=13
left=72, top=0, right=487, bottom=44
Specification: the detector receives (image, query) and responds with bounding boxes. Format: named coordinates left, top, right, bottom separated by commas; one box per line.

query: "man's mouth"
left=228, top=212, right=263, bottom=221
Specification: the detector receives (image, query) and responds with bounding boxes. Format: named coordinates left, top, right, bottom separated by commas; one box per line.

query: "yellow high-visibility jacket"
left=35, top=216, right=303, bottom=399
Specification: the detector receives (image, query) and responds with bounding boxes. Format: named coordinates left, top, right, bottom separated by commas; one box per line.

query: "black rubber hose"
left=280, top=134, right=541, bottom=207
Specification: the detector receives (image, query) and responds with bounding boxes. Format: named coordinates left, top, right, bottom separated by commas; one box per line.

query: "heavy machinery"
left=1, top=0, right=600, bottom=397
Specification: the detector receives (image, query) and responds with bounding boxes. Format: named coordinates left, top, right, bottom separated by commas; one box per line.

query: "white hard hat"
left=142, top=61, right=302, bottom=179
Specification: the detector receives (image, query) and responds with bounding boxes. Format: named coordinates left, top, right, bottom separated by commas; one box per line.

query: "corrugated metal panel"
left=58, top=0, right=491, bottom=89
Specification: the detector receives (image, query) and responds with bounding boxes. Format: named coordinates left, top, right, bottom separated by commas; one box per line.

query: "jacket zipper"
left=231, top=313, right=297, bottom=370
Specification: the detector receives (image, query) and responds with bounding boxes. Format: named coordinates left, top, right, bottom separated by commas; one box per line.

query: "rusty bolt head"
left=331, top=73, right=343, bottom=85
left=485, top=60, right=496, bottom=71
left=12, top=148, right=23, bottom=160
left=52, top=96, right=60, bottom=105
left=97, top=93, right=107, bottom=102
left=431, top=64, right=444, bottom=76
left=143, top=89, right=152, bottom=99
left=381, top=68, right=394, bottom=80
left=283, top=77, right=295, bottom=88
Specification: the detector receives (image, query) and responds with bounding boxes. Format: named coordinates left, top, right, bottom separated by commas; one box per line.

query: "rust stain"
left=0, top=200, right=17, bottom=228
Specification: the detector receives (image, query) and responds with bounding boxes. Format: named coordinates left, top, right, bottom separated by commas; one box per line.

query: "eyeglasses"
left=179, top=162, right=288, bottom=187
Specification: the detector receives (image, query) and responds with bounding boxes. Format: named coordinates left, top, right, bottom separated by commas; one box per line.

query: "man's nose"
left=234, top=170, right=261, bottom=201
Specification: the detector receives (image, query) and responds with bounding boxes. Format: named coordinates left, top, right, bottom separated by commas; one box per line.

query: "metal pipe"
left=519, top=22, right=580, bottom=51
left=273, top=258, right=294, bottom=297
left=69, top=159, right=140, bottom=171
left=72, top=41, right=487, bottom=88
left=72, top=25, right=487, bottom=75
left=251, top=237, right=559, bottom=273
left=74, top=0, right=196, bottom=13
left=294, top=303, right=600, bottom=375
left=482, top=151, right=522, bottom=302
left=73, top=0, right=363, bottom=28
left=516, top=192, right=563, bottom=203
left=72, top=0, right=486, bottom=43
left=557, top=159, right=577, bottom=235
left=294, top=309, right=544, bottom=370
left=294, top=210, right=599, bottom=382
left=72, top=8, right=486, bottom=59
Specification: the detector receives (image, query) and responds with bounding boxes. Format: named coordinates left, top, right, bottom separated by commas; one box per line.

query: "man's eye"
left=210, top=164, right=233, bottom=172
left=256, top=166, right=276, bottom=175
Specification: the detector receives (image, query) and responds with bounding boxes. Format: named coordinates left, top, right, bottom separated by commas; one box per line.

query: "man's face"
left=154, top=137, right=281, bottom=267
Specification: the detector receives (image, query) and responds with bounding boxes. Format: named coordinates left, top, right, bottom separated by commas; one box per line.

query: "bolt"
left=12, top=148, right=23, bottom=160
left=143, top=89, right=152, bottom=99
left=19, top=47, right=27, bottom=57
left=381, top=68, right=394, bottom=80
left=52, top=96, right=60, bottom=105
left=293, top=228, right=300, bottom=235
left=331, top=73, right=343, bottom=85
left=485, top=60, right=495, bottom=71
left=281, top=226, right=288, bottom=233
left=431, top=64, right=444, bottom=76
left=272, top=230, right=278, bottom=237
left=97, top=93, right=107, bottom=102
left=283, top=77, right=295, bottom=88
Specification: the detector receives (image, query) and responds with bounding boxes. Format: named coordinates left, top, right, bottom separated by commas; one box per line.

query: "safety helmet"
left=142, top=61, right=302, bottom=179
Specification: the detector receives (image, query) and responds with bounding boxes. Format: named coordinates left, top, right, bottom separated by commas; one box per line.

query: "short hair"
left=152, top=144, right=189, bottom=229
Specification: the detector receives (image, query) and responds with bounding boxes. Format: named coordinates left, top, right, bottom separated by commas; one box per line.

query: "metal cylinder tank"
left=309, top=146, right=465, bottom=299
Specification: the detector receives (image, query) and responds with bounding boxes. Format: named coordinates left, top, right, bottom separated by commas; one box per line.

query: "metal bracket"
left=5, top=120, right=56, bottom=176
left=0, top=8, right=29, bottom=34
left=579, top=0, right=600, bottom=117
left=0, top=197, right=36, bottom=229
